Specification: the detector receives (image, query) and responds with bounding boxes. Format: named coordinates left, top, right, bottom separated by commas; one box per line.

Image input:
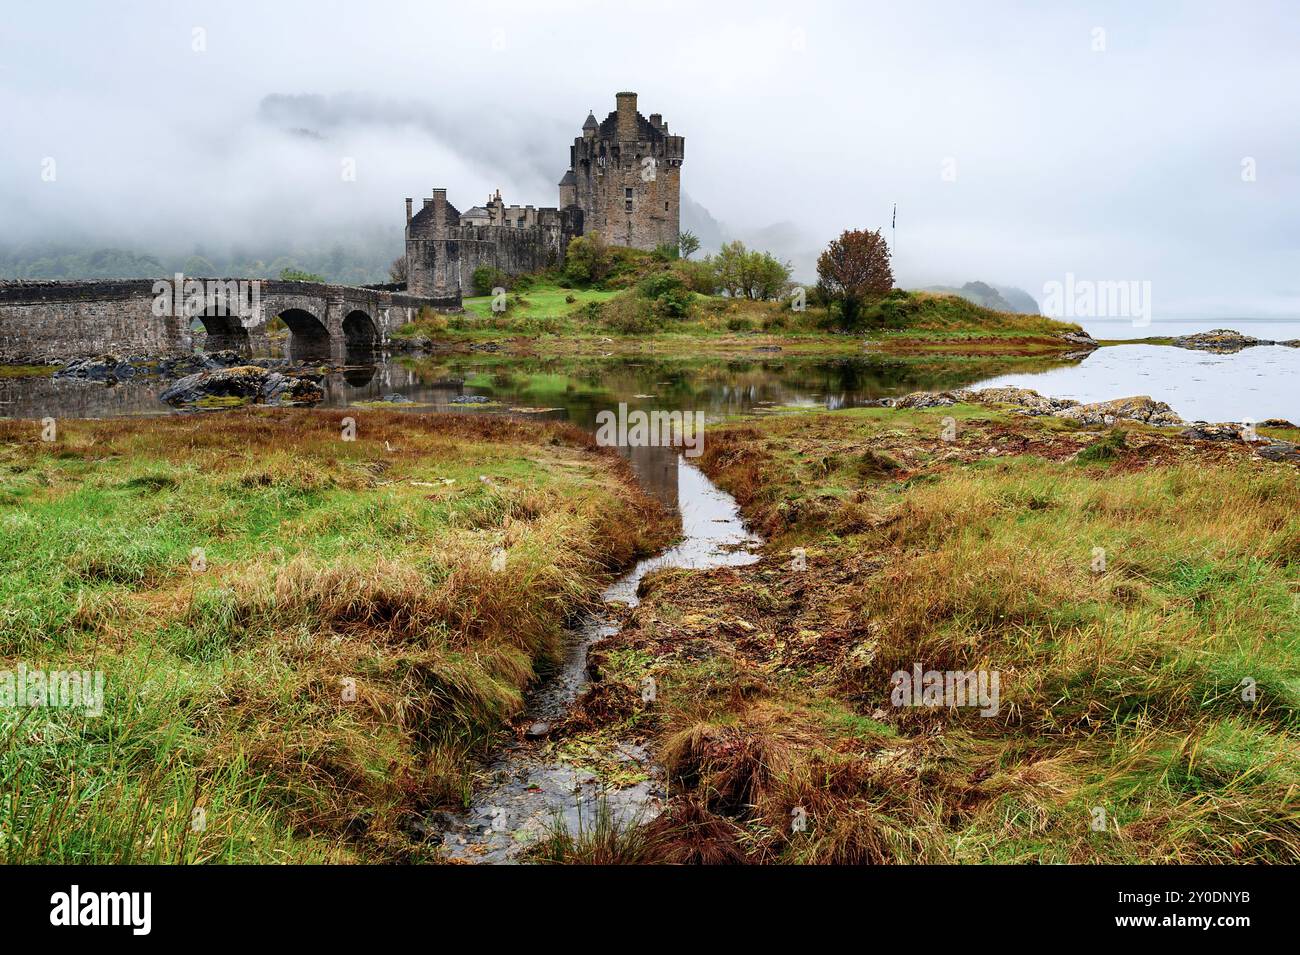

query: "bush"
left=599, top=294, right=666, bottom=334
left=726, top=316, right=754, bottom=332
left=637, top=272, right=693, bottom=320
left=674, top=258, right=718, bottom=295
left=564, top=235, right=613, bottom=286
left=471, top=265, right=508, bottom=297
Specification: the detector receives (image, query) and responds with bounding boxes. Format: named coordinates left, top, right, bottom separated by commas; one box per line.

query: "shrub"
left=564, top=235, right=613, bottom=286
left=637, top=272, right=693, bottom=320
left=675, top=258, right=719, bottom=295
left=599, top=294, right=666, bottom=334
left=471, top=265, right=508, bottom=297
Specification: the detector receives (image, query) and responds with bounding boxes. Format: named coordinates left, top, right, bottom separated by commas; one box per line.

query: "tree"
left=678, top=230, right=701, bottom=260
left=713, top=241, right=793, bottom=300
left=279, top=267, right=327, bottom=283
left=816, top=228, right=894, bottom=327
left=388, top=255, right=408, bottom=284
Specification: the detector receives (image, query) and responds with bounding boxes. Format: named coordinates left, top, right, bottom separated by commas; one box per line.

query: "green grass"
left=394, top=280, right=1083, bottom=357
left=587, top=402, right=1300, bottom=863
left=0, top=410, right=672, bottom=863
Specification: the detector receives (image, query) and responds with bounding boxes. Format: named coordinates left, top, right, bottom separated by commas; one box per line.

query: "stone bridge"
left=0, top=279, right=461, bottom=363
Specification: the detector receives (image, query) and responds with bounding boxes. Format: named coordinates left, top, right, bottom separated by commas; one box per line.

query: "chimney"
left=649, top=113, right=662, bottom=129
left=615, top=91, right=638, bottom=142
left=405, top=198, right=413, bottom=224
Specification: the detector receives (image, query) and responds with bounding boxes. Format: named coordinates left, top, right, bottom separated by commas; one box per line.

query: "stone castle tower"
left=405, top=92, right=683, bottom=298
left=560, top=92, right=684, bottom=250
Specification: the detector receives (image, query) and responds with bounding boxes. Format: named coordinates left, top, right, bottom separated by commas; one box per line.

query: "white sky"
left=2, top=0, right=1298, bottom=316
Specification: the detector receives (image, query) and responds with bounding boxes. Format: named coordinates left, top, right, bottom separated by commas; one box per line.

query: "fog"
left=2, top=0, right=1298, bottom=316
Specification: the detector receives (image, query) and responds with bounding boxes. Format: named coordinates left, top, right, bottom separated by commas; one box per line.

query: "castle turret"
left=615, top=92, right=638, bottom=141
left=565, top=91, right=684, bottom=250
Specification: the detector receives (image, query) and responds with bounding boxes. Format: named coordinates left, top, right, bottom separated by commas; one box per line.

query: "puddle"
left=437, top=458, right=760, bottom=863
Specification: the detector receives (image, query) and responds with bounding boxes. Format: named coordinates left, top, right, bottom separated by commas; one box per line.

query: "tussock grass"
left=609, top=405, right=1299, bottom=863
left=0, top=409, right=672, bottom=862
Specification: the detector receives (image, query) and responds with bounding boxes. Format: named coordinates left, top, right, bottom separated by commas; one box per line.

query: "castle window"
left=624, top=187, right=633, bottom=213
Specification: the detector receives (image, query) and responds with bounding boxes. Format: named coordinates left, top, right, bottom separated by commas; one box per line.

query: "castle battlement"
left=405, top=92, right=682, bottom=298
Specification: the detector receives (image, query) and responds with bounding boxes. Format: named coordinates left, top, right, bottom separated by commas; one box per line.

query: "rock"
left=449, top=394, right=491, bottom=404
left=1256, top=441, right=1300, bottom=463
left=887, top=390, right=959, bottom=409
left=1059, top=330, right=1099, bottom=348
left=524, top=722, right=551, bottom=739
left=379, top=393, right=413, bottom=403
left=1058, top=395, right=1183, bottom=427
left=959, top=386, right=1079, bottom=416
left=469, top=342, right=501, bottom=353
left=1180, top=422, right=1247, bottom=442
left=389, top=336, right=432, bottom=352
left=53, top=354, right=138, bottom=384
left=159, top=365, right=323, bottom=407
left=752, top=345, right=783, bottom=353
left=1278, top=340, right=1300, bottom=348
left=1172, top=329, right=1274, bottom=353
left=1259, top=418, right=1297, bottom=429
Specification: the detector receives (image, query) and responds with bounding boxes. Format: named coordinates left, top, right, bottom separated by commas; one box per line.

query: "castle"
left=405, top=92, right=684, bottom=298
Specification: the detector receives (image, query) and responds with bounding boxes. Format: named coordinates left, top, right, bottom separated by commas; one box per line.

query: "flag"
left=892, top=203, right=896, bottom=229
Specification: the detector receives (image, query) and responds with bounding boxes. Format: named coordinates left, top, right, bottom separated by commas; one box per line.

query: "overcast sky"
left=3, top=0, right=1298, bottom=316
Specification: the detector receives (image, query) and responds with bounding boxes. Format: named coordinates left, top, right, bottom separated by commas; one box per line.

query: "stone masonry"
left=0, top=279, right=459, bottom=362
left=406, top=91, right=683, bottom=298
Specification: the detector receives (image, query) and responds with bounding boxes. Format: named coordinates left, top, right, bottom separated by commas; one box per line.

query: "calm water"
left=1080, top=317, right=1300, bottom=342
left=3, top=338, right=1298, bottom=458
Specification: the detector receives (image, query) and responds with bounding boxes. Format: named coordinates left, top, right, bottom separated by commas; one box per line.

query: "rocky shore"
left=882, top=385, right=1300, bottom=462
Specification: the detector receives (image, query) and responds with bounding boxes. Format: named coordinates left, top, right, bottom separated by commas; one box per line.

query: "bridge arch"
left=270, top=306, right=330, bottom=361
left=194, top=300, right=251, bottom=354
left=342, top=309, right=379, bottom=347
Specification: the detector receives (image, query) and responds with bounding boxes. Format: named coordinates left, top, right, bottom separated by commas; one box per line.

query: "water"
left=978, top=343, right=1300, bottom=423
left=437, top=459, right=760, bottom=863
left=1079, top=317, right=1300, bottom=342
left=6, top=337, right=1299, bottom=435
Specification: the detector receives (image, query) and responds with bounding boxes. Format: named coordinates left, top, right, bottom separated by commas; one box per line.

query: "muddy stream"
left=437, top=457, right=761, bottom=862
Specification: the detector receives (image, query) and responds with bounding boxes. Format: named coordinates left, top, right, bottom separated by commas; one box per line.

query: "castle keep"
left=405, top=92, right=684, bottom=297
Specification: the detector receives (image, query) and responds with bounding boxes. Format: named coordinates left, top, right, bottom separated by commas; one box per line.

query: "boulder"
left=887, top=390, right=959, bottom=409
left=1180, top=423, right=1248, bottom=442
left=1057, top=395, right=1183, bottom=427
left=1060, top=330, right=1099, bottom=348
left=1257, top=441, right=1300, bottom=463
left=449, top=394, right=491, bottom=404
left=959, top=386, right=1079, bottom=416
left=1259, top=418, right=1298, bottom=429
left=159, top=365, right=323, bottom=407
